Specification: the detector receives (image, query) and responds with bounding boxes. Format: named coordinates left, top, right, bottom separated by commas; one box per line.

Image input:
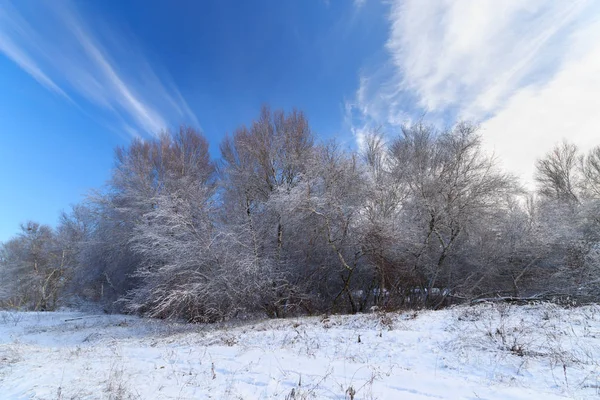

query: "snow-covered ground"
left=1, top=303, right=599, bottom=399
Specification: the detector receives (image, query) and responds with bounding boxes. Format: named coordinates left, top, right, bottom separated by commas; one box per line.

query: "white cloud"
left=0, top=0, right=199, bottom=137
left=482, top=17, right=600, bottom=187
left=0, top=6, right=70, bottom=100
left=349, top=0, right=600, bottom=183
left=0, top=32, right=68, bottom=100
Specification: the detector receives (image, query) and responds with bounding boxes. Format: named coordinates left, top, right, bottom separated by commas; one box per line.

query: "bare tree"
left=6, top=106, right=600, bottom=317
left=387, top=122, right=518, bottom=306
left=219, top=106, right=315, bottom=317
left=581, top=146, right=600, bottom=198
left=535, top=141, right=581, bottom=203
left=0, top=222, right=68, bottom=310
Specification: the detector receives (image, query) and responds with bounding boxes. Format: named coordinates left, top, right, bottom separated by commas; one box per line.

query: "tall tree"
left=535, top=141, right=581, bottom=203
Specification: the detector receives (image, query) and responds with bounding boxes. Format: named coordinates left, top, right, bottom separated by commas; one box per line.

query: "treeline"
left=1, top=106, right=600, bottom=321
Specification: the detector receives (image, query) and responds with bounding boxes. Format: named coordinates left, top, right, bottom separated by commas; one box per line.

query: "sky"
left=1, top=0, right=599, bottom=242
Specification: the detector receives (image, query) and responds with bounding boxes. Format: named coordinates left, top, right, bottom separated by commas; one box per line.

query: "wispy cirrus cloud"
left=0, top=5, right=70, bottom=100
left=0, top=0, right=199, bottom=137
left=348, top=0, right=600, bottom=183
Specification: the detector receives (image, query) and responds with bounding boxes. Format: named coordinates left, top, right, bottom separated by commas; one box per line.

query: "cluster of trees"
left=2, top=107, right=600, bottom=321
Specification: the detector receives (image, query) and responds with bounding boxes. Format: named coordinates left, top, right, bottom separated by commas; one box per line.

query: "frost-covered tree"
left=383, top=122, right=519, bottom=306
left=582, top=146, right=600, bottom=199
left=5, top=107, right=600, bottom=317
left=530, top=142, right=600, bottom=301
left=116, top=127, right=230, bottom=321
left=535, top=141, right=581, bottom=203
left=219, top=106, right=316, bottom=317
left=0, top=222, right=67, bottom=310
left=271, top=141, right=372, bottom=313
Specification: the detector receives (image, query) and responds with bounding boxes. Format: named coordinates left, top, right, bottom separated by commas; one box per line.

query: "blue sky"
left=0, top=0, right=388, bottom=241
left=2, top=0, right=600, bottom=242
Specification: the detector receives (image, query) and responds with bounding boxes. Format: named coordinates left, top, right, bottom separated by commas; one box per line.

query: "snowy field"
left=1, top=303, right=599, bottom=399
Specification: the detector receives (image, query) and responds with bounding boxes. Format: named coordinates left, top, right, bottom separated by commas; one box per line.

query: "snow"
left=1, top=303, right=599, bottom=399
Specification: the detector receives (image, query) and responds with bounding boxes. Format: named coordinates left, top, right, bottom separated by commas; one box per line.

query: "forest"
left=2, top=106, right=599, bottom=322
